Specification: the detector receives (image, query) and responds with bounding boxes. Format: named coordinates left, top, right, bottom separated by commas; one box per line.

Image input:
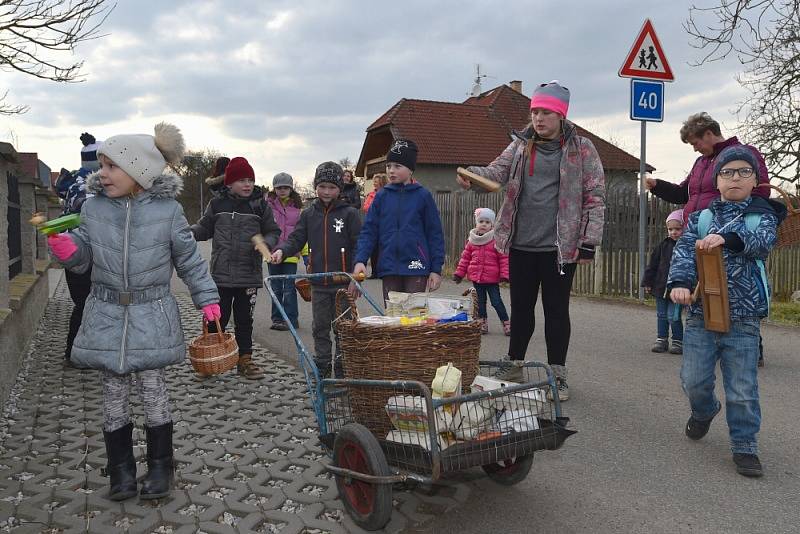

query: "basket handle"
left=462, top=287, right=479, bottom=319
left=202, top=318, right=225, bottom=343
left=758, top=183, right=800, bottom=214
left=335, top=289, right=360, bottom=323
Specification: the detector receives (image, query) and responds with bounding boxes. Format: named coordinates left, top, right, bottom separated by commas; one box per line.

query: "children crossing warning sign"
left=619, top=19, right=674, bottom=82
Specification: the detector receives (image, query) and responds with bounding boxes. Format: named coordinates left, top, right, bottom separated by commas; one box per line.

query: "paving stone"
left=0, top=280, right=476, bottom=533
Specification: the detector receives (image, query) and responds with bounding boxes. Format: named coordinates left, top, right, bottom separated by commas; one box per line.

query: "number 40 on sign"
left=630, top=78, right=664, bottom=122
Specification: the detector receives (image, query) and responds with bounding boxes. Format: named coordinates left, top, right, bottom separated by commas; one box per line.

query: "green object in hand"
left=38, top=213, right=81, bottom=236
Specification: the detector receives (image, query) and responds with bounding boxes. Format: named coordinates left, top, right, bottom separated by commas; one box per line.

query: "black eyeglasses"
left=718, top=167, right=754, bottom=180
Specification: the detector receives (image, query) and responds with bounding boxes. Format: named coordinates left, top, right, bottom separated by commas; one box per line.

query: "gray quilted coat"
left=62, top=172, right=219, bottom=374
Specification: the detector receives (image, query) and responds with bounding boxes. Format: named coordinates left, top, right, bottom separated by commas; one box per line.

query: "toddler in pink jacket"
left=453, top=208, right=510, bottom=335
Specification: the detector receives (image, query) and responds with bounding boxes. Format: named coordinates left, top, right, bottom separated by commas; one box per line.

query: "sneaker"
left=669, top=340, right=683, bottom=355
left=270, top=321, right=289, bottom=331
left=685, top=405, right=720, bottom=440
left=502, top=320, right=511, bottom=336
left=733, top=453, right=763, bottom=477
left=547, top=378, right=570, bottom=402
left=651, top=338, right=668, bottom=353
left=494, top=360, right=524, bottom=383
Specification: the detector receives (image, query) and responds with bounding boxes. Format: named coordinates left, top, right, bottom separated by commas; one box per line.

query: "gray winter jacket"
left=63, top=173, right=219, bottom=375
left=191, top=186, right=281, bottom=287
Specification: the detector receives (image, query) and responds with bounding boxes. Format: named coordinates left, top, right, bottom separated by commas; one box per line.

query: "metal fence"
left=433, top=182, right=800, bottom=300
left=6, top=169, right=21, bottom=279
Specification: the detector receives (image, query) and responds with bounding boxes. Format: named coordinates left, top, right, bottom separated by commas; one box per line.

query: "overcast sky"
left=2, top=0, right=751, bottom=187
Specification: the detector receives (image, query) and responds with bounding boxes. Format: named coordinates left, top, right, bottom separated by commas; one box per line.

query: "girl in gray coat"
left=48, top=123, right=220, bottom=502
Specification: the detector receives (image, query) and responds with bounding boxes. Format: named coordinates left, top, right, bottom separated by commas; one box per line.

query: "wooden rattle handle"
left=457, top=167, right=501, bottom=193
left=251, top=234, right=272, bottom=263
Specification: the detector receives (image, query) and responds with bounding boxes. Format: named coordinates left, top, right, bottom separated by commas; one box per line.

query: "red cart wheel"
left=333, top=423, right=393, bottom=531
left=482, top=454, right=534, bottom=486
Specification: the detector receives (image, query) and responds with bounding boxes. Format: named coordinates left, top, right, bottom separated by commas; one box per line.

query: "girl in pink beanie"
left=453, top=208, right=511, bottom=335
left=641, top=209, right=685, bottom=354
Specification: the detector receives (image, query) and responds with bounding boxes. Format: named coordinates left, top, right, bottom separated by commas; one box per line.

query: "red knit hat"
left=224, top=156, right=255, bottom=186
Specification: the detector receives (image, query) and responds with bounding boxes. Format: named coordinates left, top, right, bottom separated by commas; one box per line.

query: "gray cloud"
left=4, top=0, right=752, bottom=177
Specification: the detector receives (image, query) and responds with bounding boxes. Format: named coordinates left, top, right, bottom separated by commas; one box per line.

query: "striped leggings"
left=102, top=369, right=172, bottom=432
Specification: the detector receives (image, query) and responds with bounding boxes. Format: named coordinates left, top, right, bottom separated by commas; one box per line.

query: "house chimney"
left=509, top=80, right=523, bottom=93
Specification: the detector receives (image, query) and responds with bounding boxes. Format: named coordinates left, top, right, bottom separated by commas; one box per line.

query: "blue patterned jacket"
left=55, top=167, right=94, bottom=215
left=667, top=196, right=780, bottom=318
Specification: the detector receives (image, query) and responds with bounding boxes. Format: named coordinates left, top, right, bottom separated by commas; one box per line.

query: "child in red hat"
left=192, top=156, right=281, bottom=378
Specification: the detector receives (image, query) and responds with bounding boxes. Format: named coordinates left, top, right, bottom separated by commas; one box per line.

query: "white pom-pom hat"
left=97, top=122, right=186, bottom=190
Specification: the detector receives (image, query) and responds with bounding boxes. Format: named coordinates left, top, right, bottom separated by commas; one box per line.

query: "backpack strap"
left=697, top=209, right=712, bottom=238
left=745, top=212, right=771, bottom=312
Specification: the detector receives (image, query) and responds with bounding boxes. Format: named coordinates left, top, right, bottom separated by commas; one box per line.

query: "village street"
left=249, top=264, right=800, bottom=534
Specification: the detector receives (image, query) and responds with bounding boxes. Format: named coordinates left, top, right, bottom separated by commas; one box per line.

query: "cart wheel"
left=482, top=454, right=534, bottom=486
left=333, top=423, right=393, bottom=531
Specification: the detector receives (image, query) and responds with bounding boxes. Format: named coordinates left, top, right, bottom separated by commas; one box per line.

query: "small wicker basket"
left=189, top=319, right=239, bottom=376
left=334, top=289, right=481, bottom=438
left=295, top=278, right=312, bottom=302
left=762, top=184, right=800, bottom=248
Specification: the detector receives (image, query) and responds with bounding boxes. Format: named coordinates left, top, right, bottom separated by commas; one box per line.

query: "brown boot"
left=237, top=353, right=264, bottom=379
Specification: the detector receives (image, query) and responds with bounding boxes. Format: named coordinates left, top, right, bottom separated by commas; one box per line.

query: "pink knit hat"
left=666, top=209, right=684, bottom=224
left=530, top=80, right=570, bottom=117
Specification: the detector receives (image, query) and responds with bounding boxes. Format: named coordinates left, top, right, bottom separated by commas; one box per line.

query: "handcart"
left=265, top=272, right=576, bottom=531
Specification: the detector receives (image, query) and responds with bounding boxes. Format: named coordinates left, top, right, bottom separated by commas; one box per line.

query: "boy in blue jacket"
left=353, top=139, right=445, bottom=301
left=668, top=145, right=785, bottom=478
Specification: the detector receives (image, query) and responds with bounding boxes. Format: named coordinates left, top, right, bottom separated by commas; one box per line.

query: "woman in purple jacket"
left=645, top=113, right=769, bottom=222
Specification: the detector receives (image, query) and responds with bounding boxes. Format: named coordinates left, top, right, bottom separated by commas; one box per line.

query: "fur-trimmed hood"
left=85, top=171, right=183, bottom=200
left=205, top=173, right=224, bottom=186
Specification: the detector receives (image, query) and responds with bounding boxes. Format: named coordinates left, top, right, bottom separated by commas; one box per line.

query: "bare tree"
left=1, top=0, right=114, bottom=114
left=173, top=149, right=222, bottom=223
left=338, top=156, right=353, bottom=170
left=685, top=0, right=800, bottom=183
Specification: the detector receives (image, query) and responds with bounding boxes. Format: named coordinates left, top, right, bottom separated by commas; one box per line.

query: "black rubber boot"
left=103, top=423, right=138, bottom=501
left=140, top=422, right=174, bottom=500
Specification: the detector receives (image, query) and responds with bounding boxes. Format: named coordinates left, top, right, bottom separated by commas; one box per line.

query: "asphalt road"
left=189, top=241, right=800, bottom=534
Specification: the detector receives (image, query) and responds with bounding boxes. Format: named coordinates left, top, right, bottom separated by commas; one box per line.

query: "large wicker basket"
left=760, top=183, right=800, bottom=248
left=334, top=289, right=481, bottom=438
left=189, top=319, right=239, bottom=376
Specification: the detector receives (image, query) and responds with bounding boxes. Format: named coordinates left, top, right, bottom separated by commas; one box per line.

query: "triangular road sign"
left=619, top=19, right=674, bottom=81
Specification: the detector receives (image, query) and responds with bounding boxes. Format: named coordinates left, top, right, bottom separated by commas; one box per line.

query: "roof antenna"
left=469, top=64, right=490, bottom=96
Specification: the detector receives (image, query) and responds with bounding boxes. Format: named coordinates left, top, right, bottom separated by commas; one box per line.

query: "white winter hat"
left=474, top=207, right=496, bottom=224
left=97, top=122, right=185, bottom=190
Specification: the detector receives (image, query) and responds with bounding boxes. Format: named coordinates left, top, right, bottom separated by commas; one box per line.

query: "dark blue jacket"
left=667, top=196, right=784, bottom=318
left=355, top=181, right=445, bottom=276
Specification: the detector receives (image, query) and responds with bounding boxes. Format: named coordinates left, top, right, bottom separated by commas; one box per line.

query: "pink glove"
left=202, top=303, right=221, bottom=322
left=48, top=233, right=78, bottom=261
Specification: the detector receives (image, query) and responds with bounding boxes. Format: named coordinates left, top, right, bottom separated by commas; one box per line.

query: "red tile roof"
left=359, top=84, right=653, bottom=173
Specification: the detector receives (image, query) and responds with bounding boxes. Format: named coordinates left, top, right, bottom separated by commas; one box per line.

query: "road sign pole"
left=638, top=121, right=647, bottom=302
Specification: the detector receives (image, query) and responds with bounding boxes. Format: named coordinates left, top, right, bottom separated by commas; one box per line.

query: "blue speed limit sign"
left=630, top=79, right=664, bottom=122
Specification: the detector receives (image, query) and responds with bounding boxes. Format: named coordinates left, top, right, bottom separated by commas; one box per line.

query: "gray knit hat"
left=96, top=123, right=185, bottom=190
left=313, top=162, right=343, bottom=189
left=273, top=172, right=294, bottom=190
left=712, top=145, right=760, bottom=186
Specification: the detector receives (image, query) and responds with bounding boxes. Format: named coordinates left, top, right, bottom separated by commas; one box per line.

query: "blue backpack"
left=697, top=209, right=771, bottom=311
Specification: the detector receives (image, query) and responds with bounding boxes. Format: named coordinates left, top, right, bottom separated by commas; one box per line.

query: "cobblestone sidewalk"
left=0, top=280, right=474, bottom=534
